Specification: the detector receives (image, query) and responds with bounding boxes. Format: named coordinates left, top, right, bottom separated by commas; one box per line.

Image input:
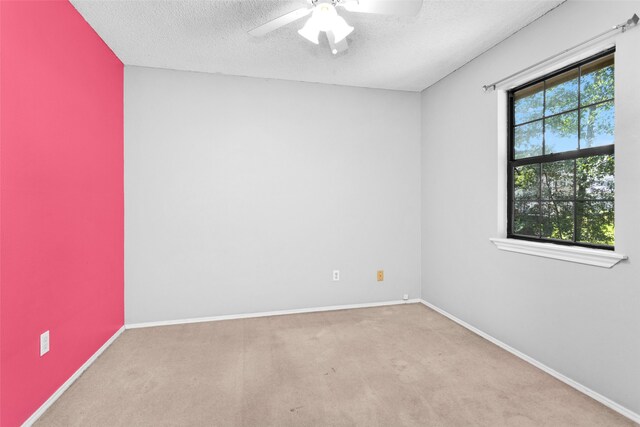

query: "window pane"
left=545, top=68, right=579, bottom=116
left=580, top=101, right=614, bottom=148
left=545, top=112, right=578, bottom=154
left=509, top=51, right=615, bottom=248
left=580, top=54, right=614, bottom=106
left=576, top=155, right=614, bottom=200
left=513, top=201, right=540, bottom=237
left=514, top=164, right=539, bottom=200
left=576, top=201, right=614, bottom=246
left=514, top=82, right=543, bottom=124
left=514, top=120, right=543, bottom=159
left=541, top=201, right=574, bottom=241
left=542, top=160, right=574, bottom=200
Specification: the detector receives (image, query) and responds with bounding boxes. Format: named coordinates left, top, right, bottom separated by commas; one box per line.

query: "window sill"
left=489, top=238, right=627, bottom=268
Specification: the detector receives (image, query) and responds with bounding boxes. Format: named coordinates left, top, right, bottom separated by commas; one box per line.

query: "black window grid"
left=507, top=48, right=615, bottom=250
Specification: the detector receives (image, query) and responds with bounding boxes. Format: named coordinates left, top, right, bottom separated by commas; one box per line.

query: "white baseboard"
left=419, top=299, right=640, bottom=424
left=21, top=326, right=125, bottom=427
left=126, top=299, right=421, bottom=329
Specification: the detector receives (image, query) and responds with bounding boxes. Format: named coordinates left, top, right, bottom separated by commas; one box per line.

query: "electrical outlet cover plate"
left=40, top=330, right=50, bottom=356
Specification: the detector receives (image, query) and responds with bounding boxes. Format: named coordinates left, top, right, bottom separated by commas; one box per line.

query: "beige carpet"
left=35, top=304, right=635, bottom=426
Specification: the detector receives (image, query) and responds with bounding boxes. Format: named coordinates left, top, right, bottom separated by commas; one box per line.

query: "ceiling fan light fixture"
left=298, top=2, right=352, bottom=47
left=249, top=0, right=424, bottom=55
left=312, top=2, right=338, bottom=31
left=298, top=18, right=320, bottom=44
left=331, top=16, right=354, bottom=43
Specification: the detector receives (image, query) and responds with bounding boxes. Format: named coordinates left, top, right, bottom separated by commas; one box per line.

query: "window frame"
left=507, top=47, right=616, bottom=251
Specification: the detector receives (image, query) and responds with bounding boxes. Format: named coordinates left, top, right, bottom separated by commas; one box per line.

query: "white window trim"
left=492, top=38, right=627, bottom=268
left=490, top=238, right=626, bottom=268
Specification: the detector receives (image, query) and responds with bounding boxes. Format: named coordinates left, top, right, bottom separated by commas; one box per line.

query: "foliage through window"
left=508, top=50, right=615, bottom=249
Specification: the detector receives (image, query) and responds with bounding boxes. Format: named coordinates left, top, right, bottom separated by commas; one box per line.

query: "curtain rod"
left=482, top=13, right=639, bottom=92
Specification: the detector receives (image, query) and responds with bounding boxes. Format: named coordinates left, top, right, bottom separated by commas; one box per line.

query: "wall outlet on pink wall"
left=40, top=331, right=50, bottom=356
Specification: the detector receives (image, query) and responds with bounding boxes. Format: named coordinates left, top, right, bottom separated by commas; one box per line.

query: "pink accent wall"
left=0, top=1, right=124, bottom=425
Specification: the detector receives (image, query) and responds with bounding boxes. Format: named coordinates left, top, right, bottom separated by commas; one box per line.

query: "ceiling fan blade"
left=327, top=31, right=349, bottom=55
left=340, top=0, right=423, bottom=16
left=249, top=7, right=313, bottom=37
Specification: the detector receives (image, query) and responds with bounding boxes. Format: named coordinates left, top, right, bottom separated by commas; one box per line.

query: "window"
left=508, top=49, right=615, bottom=249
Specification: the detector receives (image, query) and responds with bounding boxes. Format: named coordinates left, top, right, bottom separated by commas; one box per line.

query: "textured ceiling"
left=70, top=0, right=565, bottom=92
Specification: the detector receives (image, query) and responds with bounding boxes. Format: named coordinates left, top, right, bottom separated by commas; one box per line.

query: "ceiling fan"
left=249, top=0, right=423, bottom=55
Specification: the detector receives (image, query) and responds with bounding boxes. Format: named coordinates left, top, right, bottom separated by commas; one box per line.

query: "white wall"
left=421, top=0, right=640, bottom=416
left=125, top=67, right=421, bottom=324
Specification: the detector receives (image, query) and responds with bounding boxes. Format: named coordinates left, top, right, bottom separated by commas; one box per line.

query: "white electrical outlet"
left=40, top=330, right=50, bottom=356
left=403, top=294, right=409, bottom=301
left=333, top=270, right=340, bottom=281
